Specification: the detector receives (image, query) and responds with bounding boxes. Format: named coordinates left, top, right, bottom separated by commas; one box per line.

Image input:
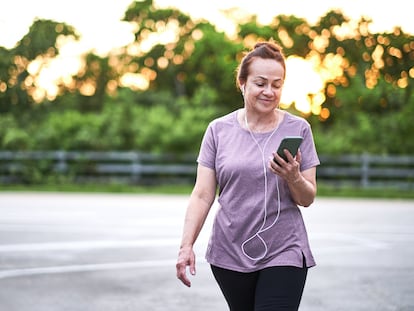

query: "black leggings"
left=211, top=264, right=308, bottom=311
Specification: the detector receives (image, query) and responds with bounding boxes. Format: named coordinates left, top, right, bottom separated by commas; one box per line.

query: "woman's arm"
left=285, top=166, right=317, bottom=207
left=176, top=164, right=217, bottom=287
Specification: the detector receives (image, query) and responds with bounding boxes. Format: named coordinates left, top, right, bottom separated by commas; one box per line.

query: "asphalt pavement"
left=0, top=192, right=413, bottom=311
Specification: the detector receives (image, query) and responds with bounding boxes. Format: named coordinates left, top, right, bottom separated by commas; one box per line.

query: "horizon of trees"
left=0, top=0, right=413, bottom=155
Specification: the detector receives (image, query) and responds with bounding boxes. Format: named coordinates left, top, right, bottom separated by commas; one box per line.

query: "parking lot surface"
left=0, top=193, right=413, bottom=311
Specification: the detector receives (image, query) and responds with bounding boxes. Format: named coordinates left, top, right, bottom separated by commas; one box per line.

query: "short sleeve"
left=197, top=123, right=217, bottom=170
left=299, top=123, right=320, bottom=171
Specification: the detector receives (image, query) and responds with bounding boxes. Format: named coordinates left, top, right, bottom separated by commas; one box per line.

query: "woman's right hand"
left=176, top=245, right=196, bottom=287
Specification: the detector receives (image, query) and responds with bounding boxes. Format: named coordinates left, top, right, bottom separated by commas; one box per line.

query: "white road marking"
left=0, top=232, right=389, bottom=281
left=0, top=259, right=179, bottom=280
left=0, top=238, right=181, bottom=252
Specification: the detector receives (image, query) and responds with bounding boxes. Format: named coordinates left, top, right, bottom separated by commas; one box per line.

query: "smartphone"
left=274, top=136, right=303, bottom=164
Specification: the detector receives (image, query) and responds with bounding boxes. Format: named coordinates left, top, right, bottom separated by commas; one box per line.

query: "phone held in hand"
left=274, top=136, right=303, bottom=164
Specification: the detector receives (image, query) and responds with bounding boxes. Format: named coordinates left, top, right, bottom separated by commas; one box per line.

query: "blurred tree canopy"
left=0, top=0, right=413, bottom=155
left=0, top=19, right=78, bottom=113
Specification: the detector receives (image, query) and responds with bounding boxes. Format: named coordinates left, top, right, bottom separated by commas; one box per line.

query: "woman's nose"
left=263, top=84, right=273, bottom=94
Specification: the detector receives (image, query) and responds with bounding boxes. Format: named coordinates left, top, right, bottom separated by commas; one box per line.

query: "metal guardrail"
left=318, top=154, right=414, bottom=189
left=0, top=151, right=413, bottom=189
left=0, top=151, right=197, bottom=185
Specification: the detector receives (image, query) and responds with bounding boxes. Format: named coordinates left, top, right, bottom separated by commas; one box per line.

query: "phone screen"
left=274, top=136, right=303, bottom=163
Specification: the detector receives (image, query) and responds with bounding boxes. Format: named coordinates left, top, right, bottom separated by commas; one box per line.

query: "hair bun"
left=254, top=41, right=282, bottom=53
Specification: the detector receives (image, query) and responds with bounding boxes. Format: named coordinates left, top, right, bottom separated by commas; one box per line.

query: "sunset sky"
left=1, top=0, right=411, bottom=113
left=1, top=0, right=412, bottom=52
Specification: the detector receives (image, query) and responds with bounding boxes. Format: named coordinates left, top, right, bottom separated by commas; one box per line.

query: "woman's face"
left=242, top=58, right=285, bottom=114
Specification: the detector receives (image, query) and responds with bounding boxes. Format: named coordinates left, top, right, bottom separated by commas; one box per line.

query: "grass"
left=1, top=182, right=413, bottom=199
left=316, top=183, right=414, bottom=199
left=0, top=183, right=193, bottom=195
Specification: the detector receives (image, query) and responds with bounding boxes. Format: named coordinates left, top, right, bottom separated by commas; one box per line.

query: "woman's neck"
left=243, top=108, right=281, bottom=133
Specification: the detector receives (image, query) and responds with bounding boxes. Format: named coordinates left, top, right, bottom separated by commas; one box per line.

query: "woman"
left=176, top=40, right=320, bottom=310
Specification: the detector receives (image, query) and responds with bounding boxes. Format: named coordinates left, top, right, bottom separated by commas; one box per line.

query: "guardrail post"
left=361, top=153, right=370, bottom=188
left=55, top=151, right=68, bottom=173
left=131, top=152, right=141, bottom=184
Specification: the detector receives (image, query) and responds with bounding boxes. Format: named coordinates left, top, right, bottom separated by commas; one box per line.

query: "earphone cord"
left=241, top=112, right=281, bottom=261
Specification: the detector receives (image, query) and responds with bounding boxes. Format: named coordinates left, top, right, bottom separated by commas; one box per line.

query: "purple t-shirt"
left=197, top=109, right=320, bottom=272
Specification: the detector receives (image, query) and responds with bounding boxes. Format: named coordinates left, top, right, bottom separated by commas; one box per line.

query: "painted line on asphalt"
left=0, top=233, right=389, bottom=280
left=0, top=259, right=180, bottom=280
left=0, top=238, right=182, bottom=252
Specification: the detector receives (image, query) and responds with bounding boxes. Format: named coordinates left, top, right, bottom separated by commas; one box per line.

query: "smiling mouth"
left=258, top=98, right=274, bottom=104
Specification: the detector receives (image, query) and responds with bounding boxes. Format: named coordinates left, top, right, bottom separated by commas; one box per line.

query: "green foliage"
left=1, top=86, right=220, bottom=153
left=33, top=110, right=105, bottom=150
left=2, top=128, right=31, bottom=150
left=13, top=19, right=78, bottom=61
left=0, top=3, right=413, bottom=157
left=0, top=47, right=13, bottom=82
left=0, top=19, right=78, bottom=113
left=0, top=114, right=31, bottom=149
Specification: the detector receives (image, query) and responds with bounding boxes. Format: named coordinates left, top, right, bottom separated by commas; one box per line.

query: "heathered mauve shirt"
left=197, top=109, right=320, bottom=272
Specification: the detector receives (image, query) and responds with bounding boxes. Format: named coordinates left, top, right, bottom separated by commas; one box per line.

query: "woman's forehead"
left=248, top=58, right=285, bottom=80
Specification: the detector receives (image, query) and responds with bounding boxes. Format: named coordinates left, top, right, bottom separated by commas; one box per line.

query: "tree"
left=0, top=19, right=78, bottom=114
left=121, top=0, right=242, bottom=111
left=2, top=3, right=414, bottom=155
left=67, top=53, right=118, bottom=112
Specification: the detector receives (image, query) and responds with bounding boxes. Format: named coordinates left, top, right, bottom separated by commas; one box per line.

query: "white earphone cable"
left=241, top=110, right=281, bottom=261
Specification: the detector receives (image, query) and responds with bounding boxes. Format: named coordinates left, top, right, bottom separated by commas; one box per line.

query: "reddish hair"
left=236, top=40, right=286, bottom=89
